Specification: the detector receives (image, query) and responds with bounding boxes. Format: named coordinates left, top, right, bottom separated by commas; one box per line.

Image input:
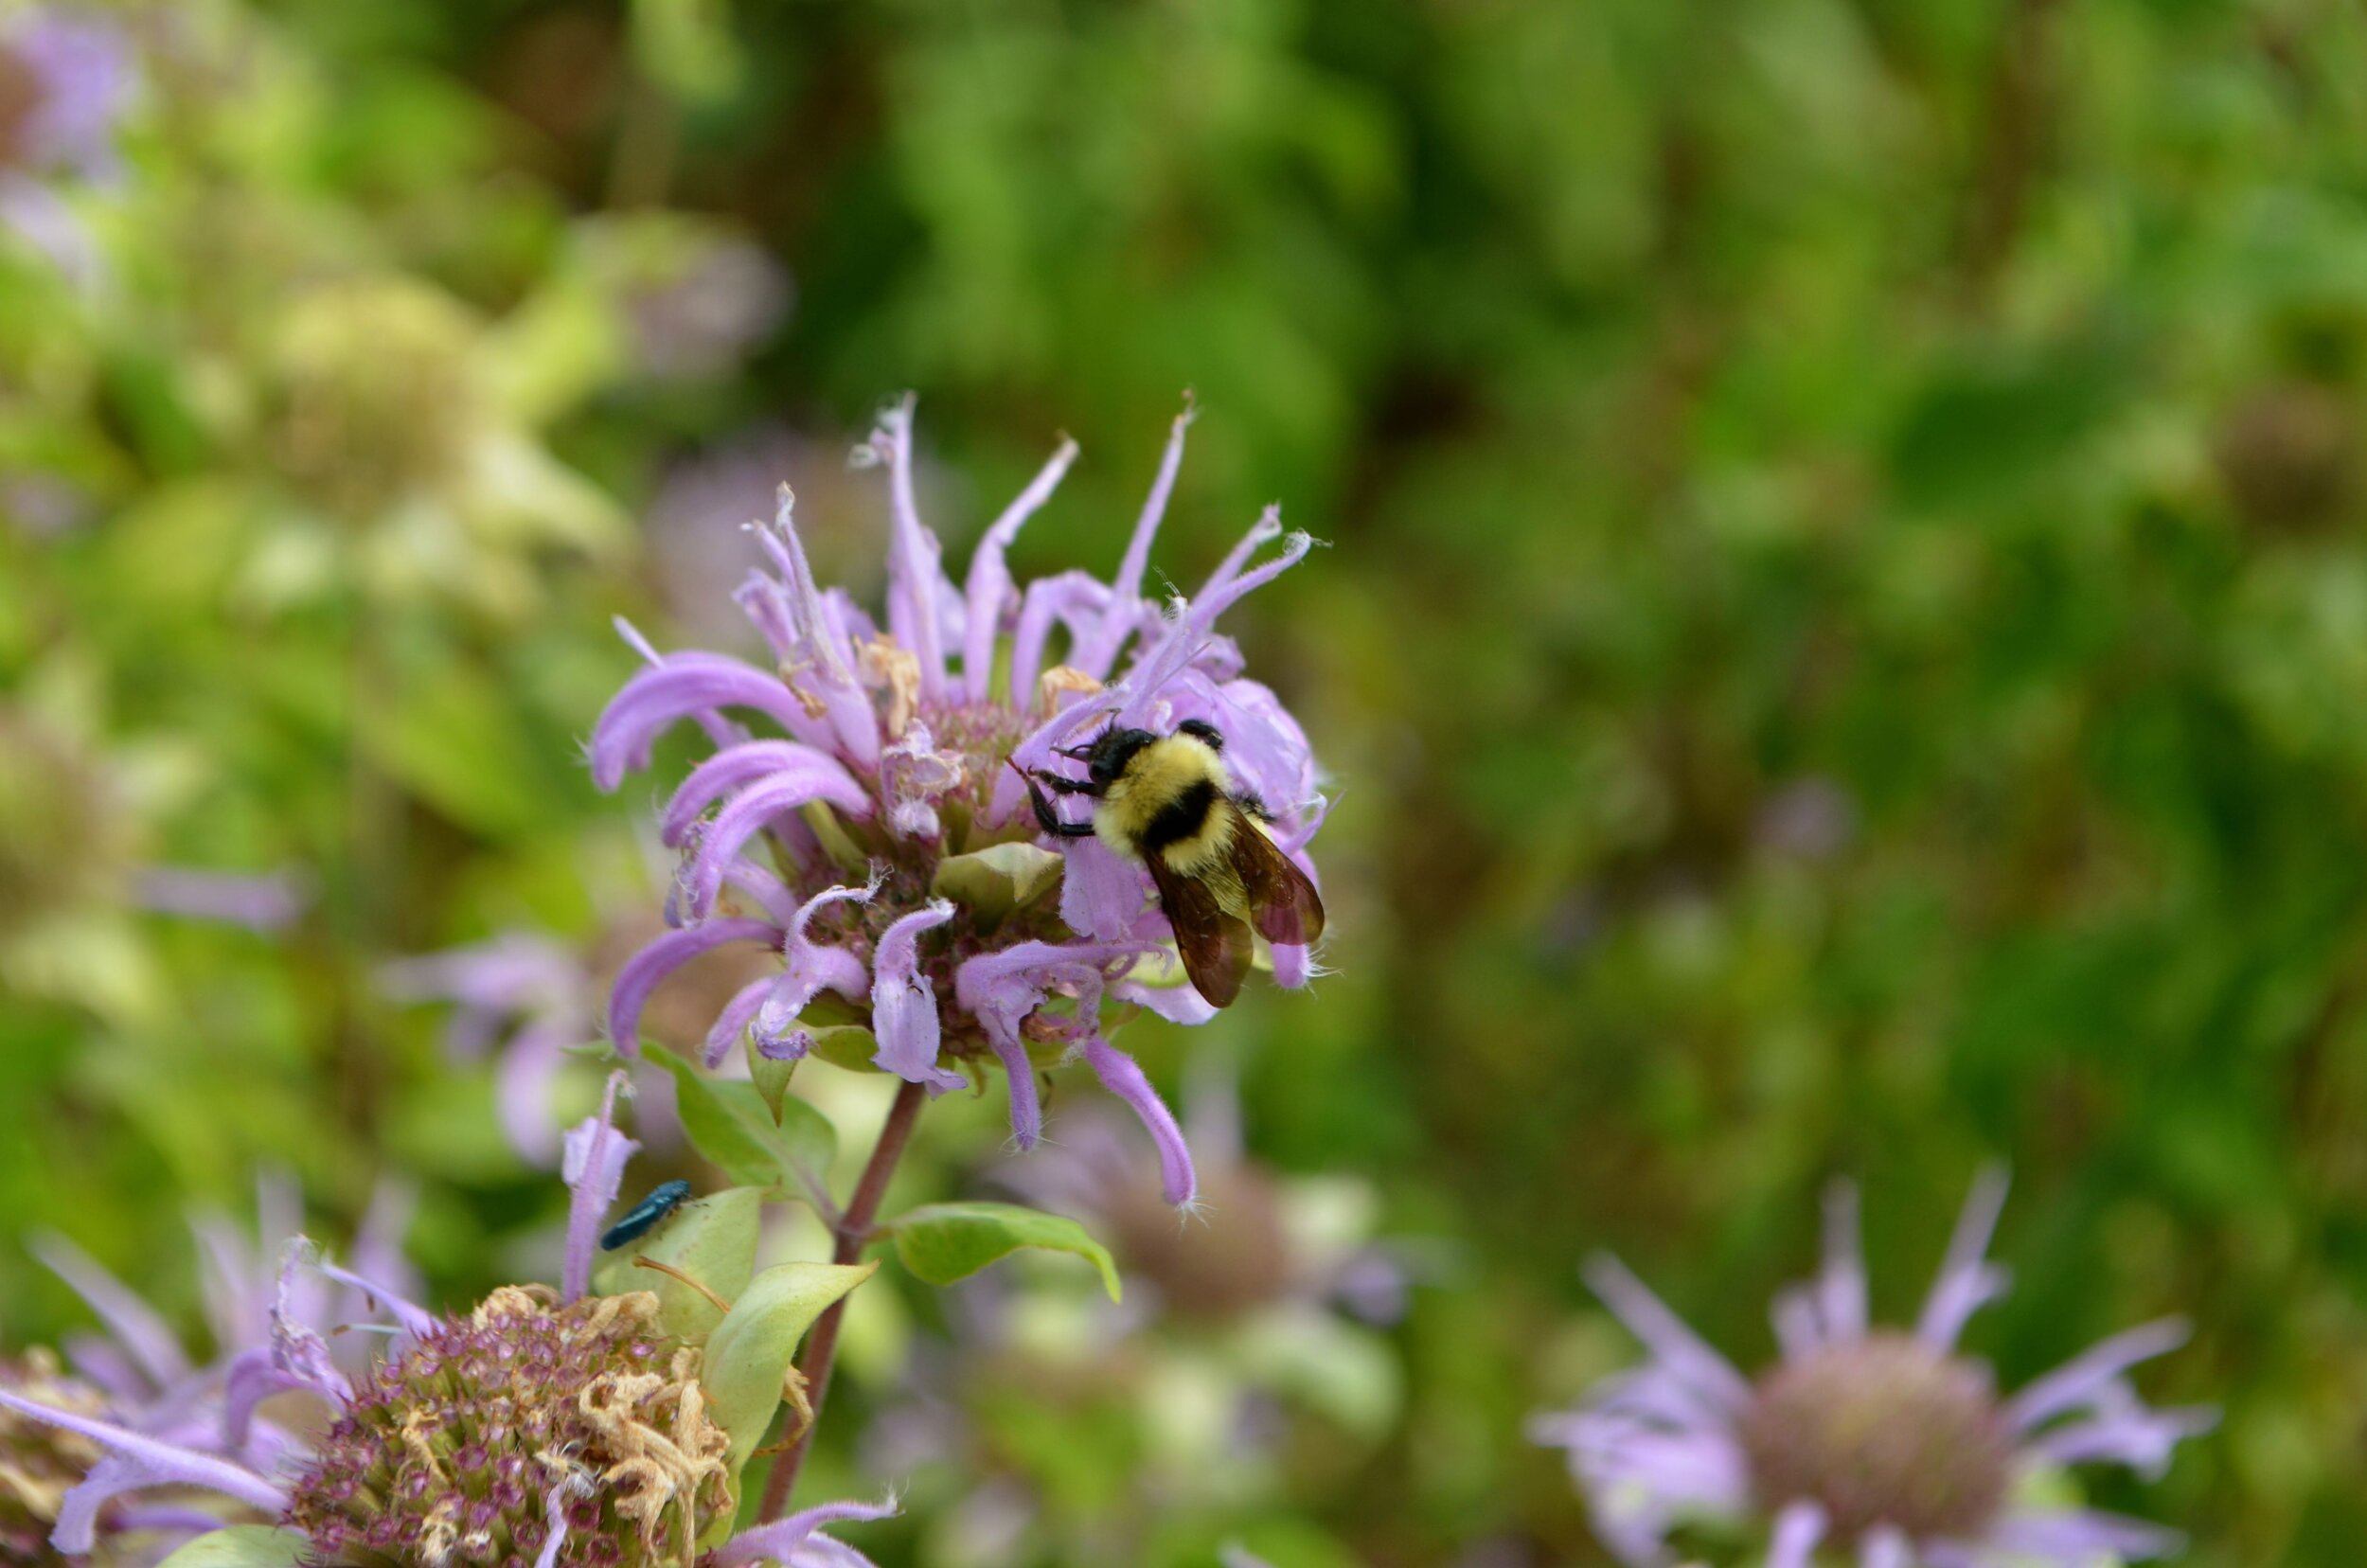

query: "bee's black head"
left=1059, top=725, right=1157, bottom=786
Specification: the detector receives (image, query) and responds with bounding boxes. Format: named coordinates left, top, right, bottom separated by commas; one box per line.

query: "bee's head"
left=1058, top=724, right=1157, bottom=786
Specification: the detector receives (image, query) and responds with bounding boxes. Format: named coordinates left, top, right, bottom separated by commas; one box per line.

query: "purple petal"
left=1105, top=512, right=1311, bottom=736
left=750, top=879, right=882, bottom=1060
left=0, top=1393, right=291, bottom=1541
left=1079, top=1037, right=1195, bottom=1206
left=131, top=865, right=311, bottom=931
left=713, top=1497, right=899, bottom=1568
left=1982, top=1508, right=2183, bottom=1563
left=745, top=490, right=881, bottom=767
left=1767, top=1500, right=1828, bottom=1568
left=1008, top=570, right=1114, bottom=716
left=1916, top=1166, right=2012, bottom=1350
left=2027, top=1401, right=2217, bottom=1477
left=869, top=901, right=966, bottom=1093
left=312, top=1257, right=436, bottom=1340
left=495, top=1020, right=572, bottom=1166
left=590, top=653, right=830, bottom=791
left=1817, top=1181, right=1867, bottom=1344
left=664, top=741, right=866, bottom=847
left=1771, top=1284, right=1824, bottom=1360
left=1112, top=960, right=1219, bottom=1025
left=1058, top=837, right=1154, bottom=940
left=1581, top=1254, right=1753, bottom=1411
left=705, top=978, right=774, bottom=1068
left=534, top=1480, right=582, bottom=1568
left=682, top=768, right=874, bottom=919
left=1859, top=1525, right=1912, bottom=1568
left=964, top=436, right=1080, bottom=704
left=606, top=918, right=780, bottom=1056
left=992, top=1030, right=1040, bottom=1149
left=348, top=1180, right=425, bottom=1316
left=561, top=1071, right=639, bottom=1302
left=1069, top=400, right=1195, bottom=680
left=871, top=397, right=952, bottom=702
left=29, top=1235, right=189, bottom=1391
left=2005, top=1319, right=2190, bottom=1433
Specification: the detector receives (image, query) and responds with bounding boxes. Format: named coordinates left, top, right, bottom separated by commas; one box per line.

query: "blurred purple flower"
left=0, top=1178, right=426, bottom=1559
left=1, top=1123, right=890, bottom=1568
left=383, top=934, right=590, bottom=1166
left=0, top=9, right=133, bottom=277
left=594, top=396, right=1327, bottom=1206
left=132, top=865, right=311, bottom=933
left=1531, top=1173, right=2215, bottom=1568
left=625, top=235, right=791, bottom=381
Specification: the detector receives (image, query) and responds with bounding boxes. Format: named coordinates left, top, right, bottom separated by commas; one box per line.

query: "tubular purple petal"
left=964, top=436, right=1080, bottom=704
left=1070, top=400, right=1195, bottom=679
left=30, top=1235, right=191, bottom=1392
left=664, top=741, right=864, bottom=846
left=561, top=1071, right=638, bottom=1302
left=714, top=1497, right=899, bottom=1568
left=493, top=1019, right=569, bottom=1166
left=993, top=1031, right=1040, bottom=1149
left=750, top=489, right=881, bottom=766
left=1008, top=569, right=1112, bottom=712
left=1581, top=1254, right=1753, bottom=1411
left=1858, top=1524, right=1912, bottom=1568
left=311, top=1258, right=435, bottom=1340
left=870, top=900, right=966, bottom=1093
left=2005, top=1319, right=2192, bottom=1433
left=592, top=653, right=833, bottom=790
left=1767, top=1500, right=1828, bottom=1568
left=1818, top=1182, right=1867, bottom=1344
left=706, top=978, right=773, bottom=1068
left=1984, top=1508, right=2183, bottom=1563
left=0, top=1392, right=291, bottom=1527
left=682, top=768, right=874, bottom=918
left=872, top=397, right=952, bottom=702
left=606, top=918, right=780, bottom=1055
left=1058, top=838, right=1153, bottom=941
left=1078, top=1037, right=1195, bottom=1206
left=1915, top=1166, right=2012, bottom=1350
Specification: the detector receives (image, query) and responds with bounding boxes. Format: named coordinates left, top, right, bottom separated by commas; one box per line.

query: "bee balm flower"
left=591, top=398, right=1326, bottom=1206
left=1532, top=1174, right=2215, bottom=1568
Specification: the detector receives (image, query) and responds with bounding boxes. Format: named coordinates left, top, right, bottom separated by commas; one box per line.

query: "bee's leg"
left=1029, top=769, right=1100, bottom=797
left=1007, top=757, right=1099, bottom=839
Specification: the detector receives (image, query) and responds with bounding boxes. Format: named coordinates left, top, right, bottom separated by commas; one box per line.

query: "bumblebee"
left=1016, top=719, right=1325, bottom=1007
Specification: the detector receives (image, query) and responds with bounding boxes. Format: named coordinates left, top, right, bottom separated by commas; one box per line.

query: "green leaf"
left=592, top=1185, right=760, bottom=1340
left=703, top=1259, right=877, bottom=1472
left=802, top=1024, right=880, bottom=1074
left=155, top=1527, right=312, bottom=1568
left=931, top=840, right=1064, bottom=924
left=645, top=1043, right=833, bottom=1205
left=886, top=1202, right=1122, bottom=1302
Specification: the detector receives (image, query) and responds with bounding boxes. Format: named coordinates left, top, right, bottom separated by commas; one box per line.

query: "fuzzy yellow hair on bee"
left=1014, top=718, right=1324, bottom=1007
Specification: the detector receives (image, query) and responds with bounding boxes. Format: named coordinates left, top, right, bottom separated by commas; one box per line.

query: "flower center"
left=286, top=1288, right=731, bottom=1568
left=1735, top=1331, right=2014, bottom=1545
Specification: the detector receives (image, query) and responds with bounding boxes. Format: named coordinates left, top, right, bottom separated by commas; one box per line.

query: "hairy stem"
left=757, top=1077, right=929, bottom=1520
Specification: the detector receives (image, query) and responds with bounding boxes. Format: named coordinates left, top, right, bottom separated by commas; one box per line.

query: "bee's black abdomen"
left=1140, top=775, right=1219, bottom=852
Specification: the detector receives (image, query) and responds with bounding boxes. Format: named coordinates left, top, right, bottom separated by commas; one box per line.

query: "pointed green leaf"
left=802, top=1024, right=880, bottom=1074
left=155, top=1528, right=311, bottom=1568
left=703, top=1259, right=878, bottom=1471
left=591, top=1185, right=760, bottom=1340
left=930, top=840, right=1064, bottom=924
left=885, top=1202, right=1121, bottom=1302
left=645, top=1043, right=833, bottom=1207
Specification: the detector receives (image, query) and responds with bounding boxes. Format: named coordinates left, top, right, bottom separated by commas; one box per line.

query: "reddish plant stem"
left=756, top=1077, right=929, bottom=1521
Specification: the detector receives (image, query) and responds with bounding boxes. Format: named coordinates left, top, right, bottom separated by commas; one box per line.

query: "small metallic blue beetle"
left=599, top=1180, right=694, bottom=1252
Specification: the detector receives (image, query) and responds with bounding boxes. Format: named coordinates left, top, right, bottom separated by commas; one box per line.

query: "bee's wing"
left=1148, top=854, right=1254, bottom=1008
left=1228, top=812, right=1326, bottom=947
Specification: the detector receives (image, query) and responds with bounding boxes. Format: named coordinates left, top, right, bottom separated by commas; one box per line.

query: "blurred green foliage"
left=9, top=0, right=2367, bottom=1562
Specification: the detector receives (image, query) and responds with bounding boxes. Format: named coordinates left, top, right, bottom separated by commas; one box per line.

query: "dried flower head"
left=1532, top=1174, right=2216, bottom=1568
left=285, top=1288, right=730, bottom=1568
left=595, top=397, right=1327, bottom=1206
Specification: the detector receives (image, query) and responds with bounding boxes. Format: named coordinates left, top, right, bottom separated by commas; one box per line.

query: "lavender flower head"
left=1532, top=1173, right=2215, bottom=1568
left=0, top=9, right=133, bottom=276
left=594, top=397, right=1327, bottom=1206
left=0, top=1087, right=891, bottom=1567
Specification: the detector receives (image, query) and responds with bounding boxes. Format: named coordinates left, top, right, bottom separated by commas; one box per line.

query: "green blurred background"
left=6, top=0, right=2364, bottom=1561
